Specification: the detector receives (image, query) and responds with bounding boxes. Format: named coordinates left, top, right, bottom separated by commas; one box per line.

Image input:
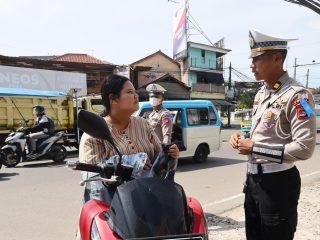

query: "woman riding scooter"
left=79, top=75, right=179, bottom=202
left=77, top=75, right=179, bottom=239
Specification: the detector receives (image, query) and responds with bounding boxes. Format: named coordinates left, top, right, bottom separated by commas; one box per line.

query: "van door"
left=184, top=106, right=221, bottom=162
left=169, top=108, right=186, bottom=151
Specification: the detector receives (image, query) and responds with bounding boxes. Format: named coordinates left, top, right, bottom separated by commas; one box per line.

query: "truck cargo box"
left=0, top=87, right=74, bottom=144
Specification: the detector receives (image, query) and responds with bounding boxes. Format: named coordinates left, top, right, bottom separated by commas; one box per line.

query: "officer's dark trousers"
left=244, top=166, right=301, bottom=240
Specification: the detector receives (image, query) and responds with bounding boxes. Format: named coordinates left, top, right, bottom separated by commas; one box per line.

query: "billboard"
left=0, top=65, right=87, bottom=96
left=173, top=0, right=187, bottom=60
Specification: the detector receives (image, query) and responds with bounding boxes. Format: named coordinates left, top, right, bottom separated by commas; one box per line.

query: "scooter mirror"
left=77, top=109, right=114, bottom=144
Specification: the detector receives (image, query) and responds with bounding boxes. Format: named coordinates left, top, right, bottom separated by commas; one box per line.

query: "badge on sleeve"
left=292, top=98, right=313, bottom=120
left=299, top=98, right=313, bottom=117
left=161, top=113, right=173, bottom=127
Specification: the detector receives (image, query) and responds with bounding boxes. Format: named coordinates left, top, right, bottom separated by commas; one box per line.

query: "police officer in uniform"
left=229, top=29, right=316, bottom=240
left=146, top=83, right=173, bottom=145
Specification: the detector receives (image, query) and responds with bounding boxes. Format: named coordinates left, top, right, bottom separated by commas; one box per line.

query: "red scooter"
left=67, top=110, right=208, bottom=240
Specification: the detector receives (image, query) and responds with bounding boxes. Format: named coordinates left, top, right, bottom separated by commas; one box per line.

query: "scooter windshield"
left=105, top=177, right=190, bottom=239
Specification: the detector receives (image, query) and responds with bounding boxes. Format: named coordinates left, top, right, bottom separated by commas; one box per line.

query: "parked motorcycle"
left=0, top=153, right=2, bottom=170
left=1, top=127, right=67, bottom=167
left=67, top=109, right=208, bottom=240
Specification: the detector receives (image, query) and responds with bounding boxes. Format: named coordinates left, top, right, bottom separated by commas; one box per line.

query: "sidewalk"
left=208, top=178, right=320, bottom=240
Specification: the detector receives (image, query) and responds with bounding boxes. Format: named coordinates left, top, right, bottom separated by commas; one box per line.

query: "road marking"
left=301, top=171, right=320, bottom=178
left=203, top=194, right=244, bottom=209
left=203, top=170, right=320, bottom=210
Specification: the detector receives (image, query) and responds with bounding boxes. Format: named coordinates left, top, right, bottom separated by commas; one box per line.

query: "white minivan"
left=315, top=104, right=320, bottom=132
left=134, top=100, right=222, bottom=163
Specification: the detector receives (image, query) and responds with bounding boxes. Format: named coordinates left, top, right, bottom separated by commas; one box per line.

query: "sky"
left=0, top=0, right=320, bottom=88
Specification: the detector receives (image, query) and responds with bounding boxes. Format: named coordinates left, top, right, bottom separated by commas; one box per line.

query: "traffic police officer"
left=229, top=29, right=316, bottom=240
left=146, top=83, right=173, bottom=145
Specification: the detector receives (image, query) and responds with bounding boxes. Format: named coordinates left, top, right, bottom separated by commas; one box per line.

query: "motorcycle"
left=67, top=109, right=208, bottom=240
left=0, top=127, right=67, bottom=167
left=0, top=152, right=2, bottom=170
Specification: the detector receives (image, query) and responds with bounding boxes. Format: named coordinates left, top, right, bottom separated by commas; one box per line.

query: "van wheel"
left=193, top=144, right=209, bottom=163
left=51, top=145, right=67, bottom=163
left=1, top=149, right=21, bottom=167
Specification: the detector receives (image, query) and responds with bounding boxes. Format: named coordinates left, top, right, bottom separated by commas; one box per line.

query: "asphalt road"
left=1, top=129, right=319, bottom=240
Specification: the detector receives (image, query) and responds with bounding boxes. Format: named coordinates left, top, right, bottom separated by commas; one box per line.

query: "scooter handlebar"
left=66, top=161, right=102, bottom=173
left=66, top=161, right=117, bottom=179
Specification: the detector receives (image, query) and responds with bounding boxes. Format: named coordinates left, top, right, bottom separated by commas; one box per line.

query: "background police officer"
left=229, top=29, right=316, bottom=240
left=146, top=83, right=173, bottom=145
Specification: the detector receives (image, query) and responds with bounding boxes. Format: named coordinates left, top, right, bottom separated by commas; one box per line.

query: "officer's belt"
left=247, top=162, right=294, bottom=174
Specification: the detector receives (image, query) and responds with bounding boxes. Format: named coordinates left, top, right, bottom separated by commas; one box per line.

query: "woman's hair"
left=100, top=74, right=129, bottom=117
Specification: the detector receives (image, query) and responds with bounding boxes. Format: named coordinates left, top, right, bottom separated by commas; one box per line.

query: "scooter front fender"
left=1, top=144, right=17, bottom=152
left=187, top=197, right=207, bottom=235
left=80, top=199, right=121, bottom=240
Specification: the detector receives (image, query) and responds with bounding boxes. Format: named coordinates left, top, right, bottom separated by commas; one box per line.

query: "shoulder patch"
left=292, top=97, right=313, bottom=120
left=161, top=113, right=172, bottom=126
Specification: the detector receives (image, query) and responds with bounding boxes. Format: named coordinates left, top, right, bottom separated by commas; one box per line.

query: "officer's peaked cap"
left=249, top=29, right=297, bottom=58
left=146, top=83, right=166, bottom=95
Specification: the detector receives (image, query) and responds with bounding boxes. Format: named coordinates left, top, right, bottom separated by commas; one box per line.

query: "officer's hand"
left=237, top=138, right=253, bottom=155
left=229, top=132, right=243, bottom=150
left=143, top=158, right=152, bottom=170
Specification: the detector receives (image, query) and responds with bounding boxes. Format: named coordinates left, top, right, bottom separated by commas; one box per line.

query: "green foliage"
left=314, top=87, right=320, bottom=94
left=235, top=89, right=257, bottom=109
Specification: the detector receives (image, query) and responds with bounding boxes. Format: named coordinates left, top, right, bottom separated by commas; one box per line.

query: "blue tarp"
left=0, top=87, right=68, bottom=97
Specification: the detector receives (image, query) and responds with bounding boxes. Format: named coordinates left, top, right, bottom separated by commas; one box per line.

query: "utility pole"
left=294, top=57, right=297, bottom=79
left=306, top=69, right=310, bottom=88
left=227, top=62, right=232, bottom=128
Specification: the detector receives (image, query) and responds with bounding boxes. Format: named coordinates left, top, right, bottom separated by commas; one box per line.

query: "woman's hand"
left=168, top=144, right=179, bottom=159
left=143, top=158, right=152, bottom=170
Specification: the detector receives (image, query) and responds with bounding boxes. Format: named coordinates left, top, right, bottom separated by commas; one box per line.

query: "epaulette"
left=272, top=81, right=282, bottom=91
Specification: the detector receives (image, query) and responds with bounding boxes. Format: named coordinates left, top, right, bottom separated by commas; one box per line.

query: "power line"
left=187, top=12, right=215, bottom=46
left=295, top=62, right=320, bottom=67
left=231, top=67, right=255, bottom=82
left=284, top=0, right=320, bottom=14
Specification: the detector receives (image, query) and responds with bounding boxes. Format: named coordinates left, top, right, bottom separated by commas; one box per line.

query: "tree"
left=315, top=86, right=320, bottom=94
left=235, top=89, right=257, bottom=109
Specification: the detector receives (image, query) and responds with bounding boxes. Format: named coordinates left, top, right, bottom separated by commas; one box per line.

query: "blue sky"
left=1, top=0, right=319, bottom=88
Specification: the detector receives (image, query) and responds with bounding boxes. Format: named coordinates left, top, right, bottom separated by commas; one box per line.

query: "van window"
left=209, top=106, right=217, bottom=124
left=187, top=108, right=208, bottom=125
